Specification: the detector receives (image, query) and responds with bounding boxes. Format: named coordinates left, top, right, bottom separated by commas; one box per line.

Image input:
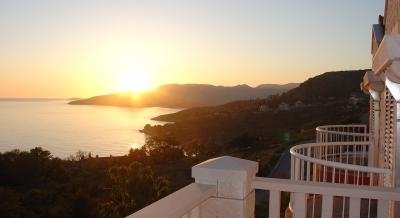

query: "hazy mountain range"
left=69, top=83, right=299, bottom=108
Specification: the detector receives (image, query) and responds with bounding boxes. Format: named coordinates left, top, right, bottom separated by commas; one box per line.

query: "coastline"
left=0, top=101, right=181, bottom=158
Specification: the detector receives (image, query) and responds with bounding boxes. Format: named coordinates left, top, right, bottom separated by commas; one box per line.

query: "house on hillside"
left=348, top=92, right=362, bottom=105
left=128, top=1, right=400, bottom=217
left=294, top=100, right=305, bottom=108
left=278, top=102, right=290, bottom=111
left=258, top=104, right=271, bottom=112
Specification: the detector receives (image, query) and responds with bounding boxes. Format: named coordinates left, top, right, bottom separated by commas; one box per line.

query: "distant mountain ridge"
left=69, top=83, right=299, bottom=108
left=256, top=83, right=299, bottom=90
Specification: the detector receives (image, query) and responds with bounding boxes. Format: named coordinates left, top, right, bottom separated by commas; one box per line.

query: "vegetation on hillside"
left=0, top=143, right=195, bottom=218
left=145, top=70, right=369, bottom=158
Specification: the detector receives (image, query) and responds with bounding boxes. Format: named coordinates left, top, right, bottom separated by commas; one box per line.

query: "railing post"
left=395, top=100, right=400, bottom=217
left=369, top=99, right=380, bottom=167
left=192, top=156, right=258, bottom=218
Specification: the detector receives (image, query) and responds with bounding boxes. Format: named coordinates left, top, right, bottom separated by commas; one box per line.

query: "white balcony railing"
left=307, top=124, right=390, bottom=186
left=128, top=156, right=400, bottom=218
left=253, top=177, right=400, bottom=218
left=289, top=142, right=393, bottom=218
left=316, top=124, right=369, bottom=143
left=286, top=124, right=393, bottom=217
left=290, top=142, right=391, bottom=187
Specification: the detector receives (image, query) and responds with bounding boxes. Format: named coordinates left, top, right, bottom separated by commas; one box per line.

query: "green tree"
left=100, top=161, right=169, bottom=218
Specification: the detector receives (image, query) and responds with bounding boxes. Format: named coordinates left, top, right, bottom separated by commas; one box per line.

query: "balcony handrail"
left=127, top=183, right=216, bottom=218
left=316, top=124, right=367, bottom=128
left=316, top=125, right=369, bottom=137
left=252, top=177, right=400, bottom=201
left=253, top=177, right=400, bottom=218
left=290, top=142, right=391, bottom=175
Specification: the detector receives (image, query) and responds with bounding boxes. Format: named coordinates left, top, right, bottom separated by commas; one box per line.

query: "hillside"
left=280, top=70, right=367, bottom=102
left=153, top=69, right=368, bottom=122
left=144, top=69, right=370, bottom=159
left=69, top=83, right=299, bottom=108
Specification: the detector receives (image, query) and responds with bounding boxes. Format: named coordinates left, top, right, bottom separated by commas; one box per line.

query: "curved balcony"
left=316, top=124, right=370, bottom=143
left=289, top=137, right=392, bottom=217
left=290, top=141, right=391, bottom=187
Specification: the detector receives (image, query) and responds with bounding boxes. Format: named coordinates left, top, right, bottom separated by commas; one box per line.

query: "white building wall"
left=384, top=0, right=400, bottom=34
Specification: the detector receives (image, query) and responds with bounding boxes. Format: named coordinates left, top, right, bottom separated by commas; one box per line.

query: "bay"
left=0, top=100, right=180, bottom=158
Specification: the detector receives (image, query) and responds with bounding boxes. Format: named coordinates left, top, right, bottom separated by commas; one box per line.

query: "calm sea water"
left=0, top=100, right=180, bottom=158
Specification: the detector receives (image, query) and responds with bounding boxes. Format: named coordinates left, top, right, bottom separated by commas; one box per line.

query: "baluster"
left=342, top=197, right=346, bottom=218
left=325, top=145, right=328, bottom=161
left=320, top=164, right=323, bottom=182
left=349, top=197, right=361, bottom=218
left=377, top=199, right=389, bottom=218
left=369, top=172, right=381, bottom=186
left=363, top=143, right=366, bottom=166
left=369, top=172, right=373, bottom=187
left=291, top=156, right=294, bottom=180
left=295, top=157, right=300, bottom=181
left=368, top=199, right=371, bottom=218
left=311, top=194, right=316, bottom=218
left=321, top=194, right=333, bottom=218
left=300, top=159, right=304, bottom=181
left=313, top=162, right=317, bottom=182
left=269, top=190, right=280, bottom=218
left=307, top=147, right=311, bottom=181
left=293, top=193, right=306, bottom=218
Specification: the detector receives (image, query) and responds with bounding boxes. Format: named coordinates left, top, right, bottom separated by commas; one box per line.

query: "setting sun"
left=117, top=70, right=153, bottom=93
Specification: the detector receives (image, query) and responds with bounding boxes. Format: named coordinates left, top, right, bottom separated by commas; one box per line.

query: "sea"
left=0, top=99, right=180, bottom=158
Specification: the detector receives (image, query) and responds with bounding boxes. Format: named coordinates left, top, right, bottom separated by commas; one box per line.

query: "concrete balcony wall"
left=192, top=156, right=258, bottom=218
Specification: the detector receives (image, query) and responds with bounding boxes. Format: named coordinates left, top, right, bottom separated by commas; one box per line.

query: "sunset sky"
left=0, top=0, right=383, bottom=98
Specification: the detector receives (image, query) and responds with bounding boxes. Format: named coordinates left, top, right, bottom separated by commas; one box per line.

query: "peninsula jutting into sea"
left=68, top=83, right=299, bottom=108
